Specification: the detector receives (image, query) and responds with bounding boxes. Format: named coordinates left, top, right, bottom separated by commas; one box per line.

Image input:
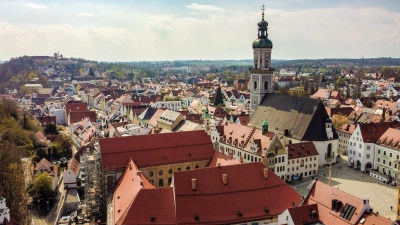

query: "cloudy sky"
left=1, top=0, right=400, bottom=61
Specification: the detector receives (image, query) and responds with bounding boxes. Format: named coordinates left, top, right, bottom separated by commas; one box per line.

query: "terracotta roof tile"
left=287, top=142, right=319, bottom=160
left=100, top=130, right=215, bottom=170
left=174, top=162, right=301, bottom=224
left=304, top=181, right=366, bottom=224
left=356, top=212, right=392, bottom=225
left=287, top=204, right=320, bottom=224
left=206, top=151, right=240, bottom=167
left=114, top=159, right=154, bottom=225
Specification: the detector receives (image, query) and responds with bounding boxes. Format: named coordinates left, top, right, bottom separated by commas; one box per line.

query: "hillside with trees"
left=0, top=99, right=43, bottom=224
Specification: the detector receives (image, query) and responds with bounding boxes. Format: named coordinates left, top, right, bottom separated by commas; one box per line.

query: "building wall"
left=374, top=145, right=400, bottom=180
left=313, top=140, right=338, bottom=166
left=63, top=169, right=77, bottom=188
left=287, top=156, right=318, bottom=181
left=141, top=160, right=210, bottom=188
left=278, top=209, right=295, bottom=225
left=53, top=109, right=66, bottom=125
left=337, top=131, right=351, bottom=154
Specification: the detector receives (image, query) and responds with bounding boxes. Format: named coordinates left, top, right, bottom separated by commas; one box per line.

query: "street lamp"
left=37, top=199, right=40, bottom=210
left=46, top=200, right=49, bottom=211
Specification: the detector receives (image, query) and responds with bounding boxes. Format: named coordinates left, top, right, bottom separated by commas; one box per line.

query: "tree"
left=19, top=86, right=31, bottom=95
left=54, top=134, right=73, bottom=158
left=332, top=114, right=348, bottom=129
left=28, top=172, right=57, bottom=203
left=277, top=87, right=288, bottom=95
left=44, top=124, right=59, bottom=135
left=89, top=67, right=95, bottom=76
left=214, top=87, right=224, bottom=106
left=28, top=71, right=38, bottom=80
left=273, top=81, right=279, bottom=91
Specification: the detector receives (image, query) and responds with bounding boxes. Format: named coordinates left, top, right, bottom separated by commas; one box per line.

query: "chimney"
left=217, top=162, right=221, bottom=168
left=140, top=180, right=144, bottom=186
left=192, top=178, right=196, bottom=191
left=363, top=199, right=369, bottom=206
left=228, top=150, right=233, bottom=159
left=222, top=174, right=228, bottom=185
left=261, top=154, right=266, bottom=165
left=136, top=170, right=142, bottom=176
left=240, top=156, right=243, bottom=164
left=263, top=168, right=269, bottom=179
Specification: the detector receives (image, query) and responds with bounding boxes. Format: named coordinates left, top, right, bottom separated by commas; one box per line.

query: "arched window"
left=254, top=81, right=257, bottom=89
left=264, top=81, right=268, bottom=90
left=327, top=143, right=332, bottom=158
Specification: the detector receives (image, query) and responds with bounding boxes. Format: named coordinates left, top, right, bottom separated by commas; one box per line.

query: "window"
left=378, top=150, right=381, bottom=154
left=314, top=157, right=316, bottom=160
left=390, top=153, right=393, bottom=157
left=306, top=158, right=308, bottom=162
left=366, top=154, right=370, bottom=159
left=350, top=150, right=352, bottom=154
left=288, top=161, right=290, bottom=165
left=359, top=144, right=362, bottom=148
left=296, top=166, right=299, bottom=170
left=292, top=167, right=294, bottom=171
left=314, top=163, right=316, bottom=167
left=378, top=158, right=380, bottom=162
left=359, top=153, right=361, bottom=157
left=195, top=165, right=199, bottom=169
left=168, top=169, right=172, bottom=174
left=383, top=159, right=386, bottom=165
left=159, top=179, right=163, bottom=187
left=254, top=81, right=257, bottom=89
left=168, top=177, right=172, bottom=185
left=384, top=151, right=386, bottom=156
left=367, top=146, right=370, bottom=150
left=282, top=157, right=285, bottom=163
left=305, top=165, right=307, bottom=169
left=264, top=81, right=269, bottom=90
left=149, top=171, right=154, bottom=177
left=389, top=162, right=392, bottom=167
left=159, top=170, right=163, bottom=175
left=177, top=168, right=181, bottom=171
left=186, top=166, right=190, bottom=170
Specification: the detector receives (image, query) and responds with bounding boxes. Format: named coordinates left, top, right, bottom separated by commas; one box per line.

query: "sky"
left=1, top=0, right=400, bottom=62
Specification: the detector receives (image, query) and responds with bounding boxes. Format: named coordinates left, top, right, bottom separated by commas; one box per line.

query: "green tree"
left=19, top=86, right=31, bottom=95
left=54, top=134, right=73, bottom=158
left=89, top=67, right=95, bottom=76
left=44, top=124, right=59, bottom=135
left=28, top=172, right=57, bottom=203
left=214, top=87, right=224, bottom=106
left=28, top=71, right=38, bottom=80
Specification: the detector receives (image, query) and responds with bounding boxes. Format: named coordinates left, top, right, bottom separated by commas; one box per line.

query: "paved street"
left=291, top=156, right=397, bottom=221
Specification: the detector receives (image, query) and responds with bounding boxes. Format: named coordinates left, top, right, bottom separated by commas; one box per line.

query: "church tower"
left=250, top=5, right=274, bottom=118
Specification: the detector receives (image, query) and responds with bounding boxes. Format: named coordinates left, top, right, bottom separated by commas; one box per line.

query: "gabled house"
left=33, top=158, right=58, bottom=189
left=63, top=157, right=80, bottom=188
left=347, top=122, right=399, bottom=172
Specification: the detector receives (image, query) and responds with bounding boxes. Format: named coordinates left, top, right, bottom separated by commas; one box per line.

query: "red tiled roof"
left=113, top=159, right=155, bottom=225
left=100, top=130, right=215, bottom=170
left=356, top=212, right=392, bottom=225
left=287, top=204, right=320, bottom=224
left=67, top=158, right=80, bottom=176
left=149, top=109, right=165, bottom=127
left=34, top=158, right=56, bottom=176
left=303, top=181, right=366, bottom=225
left=376, top=128, right=400, bottom=150
left=69, top=111, right=97, bottom=124
left=173, top=162, right=301, bottom=224
left=359, top=122, right=399, bottom=143
left=35, top=131, right=47, bottom=143
left=65, top=102, right=87, bottom=113
left=287, top=142, right=319, bottom=160
left=118, top=188, right=176, bottom=225
left=206, top=151, right=240, bottom=167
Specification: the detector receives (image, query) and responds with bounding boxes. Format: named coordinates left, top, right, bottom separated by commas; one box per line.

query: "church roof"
left=248, top=94, right=338, bottom=141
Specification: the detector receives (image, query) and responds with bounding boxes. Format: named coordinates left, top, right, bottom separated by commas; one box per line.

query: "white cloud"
left=25, top=3, right=46, bottom=9
left=186, top=3, right=225, bottom=12
left=78, top=12, right=94, bottom=17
